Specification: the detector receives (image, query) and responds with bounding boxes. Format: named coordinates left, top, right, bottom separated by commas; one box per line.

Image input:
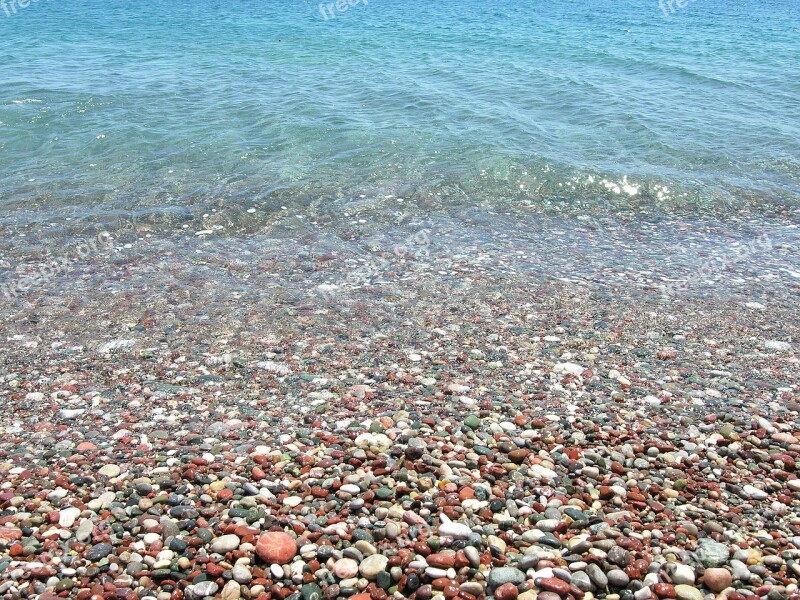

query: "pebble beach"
left=1, top=224, right=799, bottom=600
left=1, top=0, right=799, bottom=599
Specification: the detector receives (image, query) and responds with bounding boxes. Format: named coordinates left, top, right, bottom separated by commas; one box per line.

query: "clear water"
left=0, top=0, right=799, bottom=236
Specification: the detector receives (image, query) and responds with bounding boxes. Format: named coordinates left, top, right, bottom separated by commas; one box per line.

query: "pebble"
left=333, top=558, right=359, bottom=579
left=668, top=563, right=696, bottom=585
left=359, top=554, right=388, bottom=579
left=1, top=290, right=798, bottom=600
left=255, top=532, right=297, bottom=564
left=703, top=568, right=733, bottom=592
left=696, top=541, right=730, bottom=568
left=488, top=567, right=526, bottom=588
left=674, top=585, right=704, bottom=600
left=210, top=534, right=241, bottom=554
left=98, top=464, right=121, bottom=478
left=608, top=569, right=630, bottom=588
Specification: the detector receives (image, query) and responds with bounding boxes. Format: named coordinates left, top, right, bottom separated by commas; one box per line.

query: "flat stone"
left=359, top=554, right=388, bottom=579
left=696, top=541, right=729, bottom=568
left=488, top=567, right=526, bottom=588
left=674, top=585, right=704, bottom=600
left=76, top=519, right=94, bottom=542
left=189, top=581, right=218, bottom=599
left=210, top=534, right=241, bottom=554
left=98, top=464, right=121, bottom=478
left=85, top=543, right=113, bottom=561
left=58, top=506, right=81, bottom=528
left=540, top=577, right=571, bottom=595
left=741, top=485, right=769, bottom=501
left=255, top=532, right=297, bottom=564
left=439, top=522, right=472, bottom=538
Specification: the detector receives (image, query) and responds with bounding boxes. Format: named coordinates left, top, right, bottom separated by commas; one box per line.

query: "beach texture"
left=1, top=243, right=799, bottom=599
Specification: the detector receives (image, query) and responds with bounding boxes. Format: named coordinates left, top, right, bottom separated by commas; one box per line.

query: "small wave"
left=11, top=99, right=43, bottom=105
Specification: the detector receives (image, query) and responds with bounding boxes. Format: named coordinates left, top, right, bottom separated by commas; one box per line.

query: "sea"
left=0, top=0, right=799, bottom=303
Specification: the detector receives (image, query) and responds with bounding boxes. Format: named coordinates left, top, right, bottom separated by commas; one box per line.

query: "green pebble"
left=302, top=583, right=323, bottom=600
left=465, top=415, right=481, bottom=429
left=151, top=569, right=172, bottom=578
left=375, top=488, right=394, bottom=500
left=196, top=528, right=213, bottom=543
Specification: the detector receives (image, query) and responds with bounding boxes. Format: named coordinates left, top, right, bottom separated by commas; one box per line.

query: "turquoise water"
left=0, top=0, right=799, bottom=235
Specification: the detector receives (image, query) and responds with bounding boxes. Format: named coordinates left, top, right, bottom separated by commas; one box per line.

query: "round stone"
left=608, top=569, right=630, bottom=588
left=495, top=582, right=520, bottom=600
left=255, top=531, right=297, bottom=564
left=333, top=558, right=359, bottom=579
left=98, top=464, right=121, bottom=478
left=359, top=554, right=389, bottom=579
left=702, top=568, right=732, bottom=592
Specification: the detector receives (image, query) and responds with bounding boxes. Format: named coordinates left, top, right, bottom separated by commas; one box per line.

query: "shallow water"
left=1, top=0, right=799, bottom=236
left=1, top=0, right=799, bottom=316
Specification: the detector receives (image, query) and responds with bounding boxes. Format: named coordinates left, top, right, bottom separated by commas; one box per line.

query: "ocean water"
left=1, top=0, right=798, bottom=235
left=0, top=0, right=799, bottom=308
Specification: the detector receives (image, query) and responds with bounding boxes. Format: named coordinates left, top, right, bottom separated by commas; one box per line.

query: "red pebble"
left=495, top=583, right=519, bottom=600
left=255, top=531, right=297, bottom=564
left=540, top=577, right=571, bottom=595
